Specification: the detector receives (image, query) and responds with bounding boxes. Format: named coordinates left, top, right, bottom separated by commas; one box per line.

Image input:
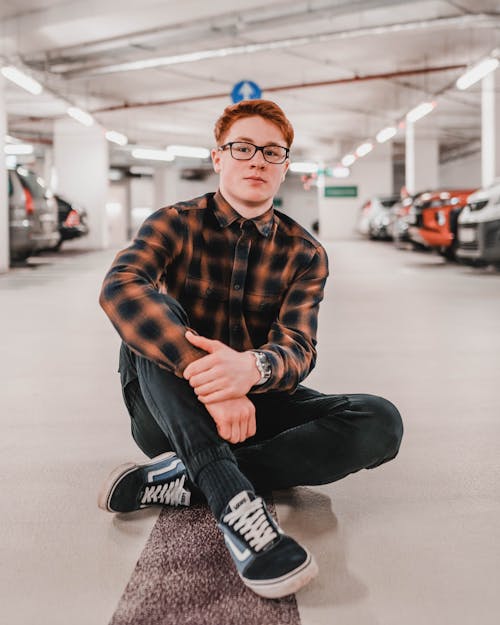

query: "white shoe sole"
left=97, top=451, right=178, bottom=512
left=242, top=551, right=319, bottom=599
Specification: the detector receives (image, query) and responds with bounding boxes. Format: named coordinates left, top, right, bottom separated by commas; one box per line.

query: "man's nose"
left=250, top=148, right=267, bottom=166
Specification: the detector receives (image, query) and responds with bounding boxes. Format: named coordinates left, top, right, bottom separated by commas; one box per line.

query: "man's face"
left=211, top=115, right=289, bottom=213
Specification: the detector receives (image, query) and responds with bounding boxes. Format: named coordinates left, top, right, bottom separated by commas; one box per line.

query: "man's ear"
left=281, top=160, right=290, bottom=182
left=211, top=147, right=221, bottom=173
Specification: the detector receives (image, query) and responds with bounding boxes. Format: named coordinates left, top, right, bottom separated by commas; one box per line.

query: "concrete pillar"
left=405, top=120, right=439, bottom=195
left=0, top=76, right=8, bottom=273
left=481, top=69, right=500, bottom=187
left=53, top=117, right=109, bottom=249
left=153, top=165, right=179, bottom=209
left=319, top=141, right=393, bottom=240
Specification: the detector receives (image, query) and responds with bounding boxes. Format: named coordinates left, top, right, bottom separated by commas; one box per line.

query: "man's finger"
left=247, top=414, right=256, bottom=439
left=183, top=353, right=216, bottom=379
left=198, top=389, right=232, bottom=403
left=185, top=331, right=218, bottom=353
left=217, top=423, right=232, bottom=441
left=230, top=421, right=241, bottom=444
left=188, top=371, right=218, bottom=389
left=191, top=379, right=223, bottom=397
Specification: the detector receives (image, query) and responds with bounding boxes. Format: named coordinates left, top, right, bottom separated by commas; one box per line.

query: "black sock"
left=196, top=459, right=254, bottom=519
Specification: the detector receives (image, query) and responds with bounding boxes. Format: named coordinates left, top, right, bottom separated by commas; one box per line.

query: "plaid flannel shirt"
left=99, top=190, right=329, bottom=393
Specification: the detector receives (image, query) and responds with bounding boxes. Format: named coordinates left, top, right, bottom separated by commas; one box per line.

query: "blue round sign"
left=231, top=80, right=262, bottom=103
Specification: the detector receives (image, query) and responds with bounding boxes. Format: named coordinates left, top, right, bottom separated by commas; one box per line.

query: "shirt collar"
left=213, top=190, right=275, bottom=238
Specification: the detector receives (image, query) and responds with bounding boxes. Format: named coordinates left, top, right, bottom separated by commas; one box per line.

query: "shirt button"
left=234, top=284, right=241, bottom=290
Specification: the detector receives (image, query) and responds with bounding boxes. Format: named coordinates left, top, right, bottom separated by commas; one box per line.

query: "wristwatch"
left=251, top=351, right=272, bottom=385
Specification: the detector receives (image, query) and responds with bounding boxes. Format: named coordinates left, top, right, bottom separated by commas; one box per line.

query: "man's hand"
left=204, top=396, right=256, bottom=444
left=183, top=331, right=260, bottom=403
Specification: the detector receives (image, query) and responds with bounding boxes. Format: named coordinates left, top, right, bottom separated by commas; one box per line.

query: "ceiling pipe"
left=56, top=13, right=497, bottom=78
left=92, top=63, right=467, bottom=114
left=22, top=0, right=419, bottom=63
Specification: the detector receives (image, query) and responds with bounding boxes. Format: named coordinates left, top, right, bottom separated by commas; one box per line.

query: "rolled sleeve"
left=251, top=244, right=329, bottom=393
left=99, top=206, right=204, bottom=376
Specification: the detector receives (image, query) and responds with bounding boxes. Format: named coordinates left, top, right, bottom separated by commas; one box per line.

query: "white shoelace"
left=223, top=497, right=278, bottom=553
left=140, top=474, right=187, bottom=506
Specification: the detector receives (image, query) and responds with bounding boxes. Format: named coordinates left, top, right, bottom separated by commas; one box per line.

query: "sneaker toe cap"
left=243, top=536, right=308, bottom=582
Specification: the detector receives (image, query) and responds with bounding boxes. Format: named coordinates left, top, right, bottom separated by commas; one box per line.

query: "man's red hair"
left=214, top=99, right=294, bottom=147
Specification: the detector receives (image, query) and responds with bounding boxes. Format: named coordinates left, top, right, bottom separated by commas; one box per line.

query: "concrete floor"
left=1, top=239, right=499, bottom=625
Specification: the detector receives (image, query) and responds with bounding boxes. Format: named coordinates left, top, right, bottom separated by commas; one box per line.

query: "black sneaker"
left=218, top=491, right=318, bottom=598
left=98, top=451, right=191, bottom=513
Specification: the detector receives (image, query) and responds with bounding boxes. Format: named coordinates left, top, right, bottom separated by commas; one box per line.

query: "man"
left=98, top=99, right=403, bottom=599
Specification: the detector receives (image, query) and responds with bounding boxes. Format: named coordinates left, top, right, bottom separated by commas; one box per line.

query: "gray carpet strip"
left=109, top=502, right=301, bottom=625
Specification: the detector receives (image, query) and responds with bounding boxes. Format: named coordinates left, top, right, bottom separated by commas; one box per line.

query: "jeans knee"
left=370, top=395, right=404, bottom=458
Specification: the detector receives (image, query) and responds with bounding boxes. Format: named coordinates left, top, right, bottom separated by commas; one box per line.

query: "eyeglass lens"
left=230, top=142, right=287, bottom=163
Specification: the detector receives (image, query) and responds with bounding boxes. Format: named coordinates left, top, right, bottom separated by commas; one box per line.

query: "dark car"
left=8, top=166, right=59, bottom=261
left=52, top=194, right=89, bottom=250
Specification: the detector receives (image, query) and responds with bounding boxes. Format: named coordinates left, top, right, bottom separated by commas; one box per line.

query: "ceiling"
left=1, top=0, right=499, bottom=167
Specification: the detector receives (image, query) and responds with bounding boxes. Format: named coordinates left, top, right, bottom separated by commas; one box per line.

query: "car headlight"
left=436, top=211, right=446, bottom=226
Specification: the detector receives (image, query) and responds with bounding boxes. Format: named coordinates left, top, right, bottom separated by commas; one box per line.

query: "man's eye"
left=265, top=148, right=279, bottom=157
left=236, top=145, right=251, bottom=153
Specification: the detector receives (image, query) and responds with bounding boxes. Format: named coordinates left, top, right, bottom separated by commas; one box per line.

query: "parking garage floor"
left=1, top=238, right=499, bottom=625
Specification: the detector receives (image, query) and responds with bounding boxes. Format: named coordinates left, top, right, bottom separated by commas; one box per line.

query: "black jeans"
left=118, top=341, right=403, bottom=494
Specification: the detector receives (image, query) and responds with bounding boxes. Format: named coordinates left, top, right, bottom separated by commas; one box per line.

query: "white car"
left=456, top=180, right=500, bottom=269
left=356, top=195, right=400, bottom=240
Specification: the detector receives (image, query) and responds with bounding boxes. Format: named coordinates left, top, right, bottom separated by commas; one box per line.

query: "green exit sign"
left=324, top=186, right=358, bottom=198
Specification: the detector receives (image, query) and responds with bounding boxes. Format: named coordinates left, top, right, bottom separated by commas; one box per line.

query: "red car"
left=408, top=189, right=476, bottom=259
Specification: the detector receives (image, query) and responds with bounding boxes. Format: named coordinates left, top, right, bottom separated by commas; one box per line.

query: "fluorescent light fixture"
left=129, top=165, right=154, bottom=175
left=105, top=130, right=128, bottom=146
left=376, top=126, right=397, bottom=143
left=332, top=166, right=350, bottom=178
left=341, top=154, right=356, bottom=167
left=108, top=168, right=124, bottom=181
left=4, top=143, right=34, bottom=155
left=78, top=39, right=312, bottom=76
left=67, top=106, right=94, bottom=127
left=131, top=148, right=174, bottom=162
left=106, top=202, right=123, bottom=218
left=355, top=142, right=373, bottom=157
left=1, top=66, right=43, bottom=95
left=406, top=101, right=435, bottom=123
left=289, top=161, right=318, bottom=174
left=456, top=57, right=499, bottom=90
left=165, top=145, right=210, bottom=159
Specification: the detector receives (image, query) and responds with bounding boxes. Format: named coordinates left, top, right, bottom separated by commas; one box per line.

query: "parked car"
left=356, top=194, right=400, bottom=239
left=407, top=189, right=475, bottom=259
left=52, top=194, right=89, bottom=250
left=388, top=194, right=417, bottom=246
left=8, top=166, right=59, bottom=261
left=456, top=179, right=500, bottom=269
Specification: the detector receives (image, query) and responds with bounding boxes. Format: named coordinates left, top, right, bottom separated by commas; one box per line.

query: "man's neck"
left=220, top=188, right=272, bottom=219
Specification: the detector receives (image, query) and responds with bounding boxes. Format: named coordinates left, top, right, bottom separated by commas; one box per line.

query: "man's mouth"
left=244, top=176, right=266, bottom=183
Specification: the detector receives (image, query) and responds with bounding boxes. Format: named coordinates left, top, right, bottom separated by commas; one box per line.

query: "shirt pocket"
left=183, top=276, right=229, bottom=302
left=244, top=290, right=282, bottom=318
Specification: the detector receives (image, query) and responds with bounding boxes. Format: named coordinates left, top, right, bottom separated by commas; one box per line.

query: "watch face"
left=253, top=351, right=271, bottom=382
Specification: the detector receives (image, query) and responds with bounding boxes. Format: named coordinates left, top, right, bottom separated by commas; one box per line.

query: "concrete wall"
left=439, top=152, right=481, bottom=190
left=319, top=143, right=393, bottom=241
left=276, top=174, right=318, bottom=231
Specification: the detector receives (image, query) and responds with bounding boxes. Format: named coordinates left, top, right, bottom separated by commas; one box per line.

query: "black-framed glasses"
left=218, top=141, right=289, bottom=164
